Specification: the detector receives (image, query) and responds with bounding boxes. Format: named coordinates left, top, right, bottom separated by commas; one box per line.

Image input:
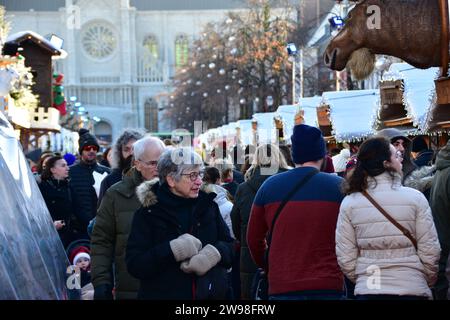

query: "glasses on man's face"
left=181, top=171, right=204, bottom=182
left=83, top=145, right=98, bottom=152
left=138, top=159, right=158, bottom=167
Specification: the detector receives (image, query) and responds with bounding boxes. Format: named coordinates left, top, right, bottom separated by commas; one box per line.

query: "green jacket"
left=430, top=142, right=450, bottom=249
left=91, top=167, right=143, bottom=300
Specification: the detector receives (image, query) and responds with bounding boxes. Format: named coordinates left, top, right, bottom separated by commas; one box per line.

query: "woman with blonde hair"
left=230, top=144, right=290, bottom=299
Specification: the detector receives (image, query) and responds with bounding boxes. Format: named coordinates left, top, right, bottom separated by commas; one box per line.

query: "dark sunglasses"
left=82, top=145, right=98, bottom=152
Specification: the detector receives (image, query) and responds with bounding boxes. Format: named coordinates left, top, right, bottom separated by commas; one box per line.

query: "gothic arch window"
left=144, top=98, right=158, bottom=132
left=175, top=34, right=189, bottom=68
left=143, top=34, right=159, bottom=61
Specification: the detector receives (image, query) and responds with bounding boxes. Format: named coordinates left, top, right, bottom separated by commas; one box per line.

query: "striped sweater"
left=247, top=166, right=345, bottom=295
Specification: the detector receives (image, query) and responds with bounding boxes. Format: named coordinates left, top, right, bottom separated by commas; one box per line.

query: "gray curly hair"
left=111, top=129, right=145, bottom=169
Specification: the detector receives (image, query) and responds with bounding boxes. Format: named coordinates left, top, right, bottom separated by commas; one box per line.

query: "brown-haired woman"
left=336, top=137, right=441, bottom=300
left=38, top=155, right=76, bottom=248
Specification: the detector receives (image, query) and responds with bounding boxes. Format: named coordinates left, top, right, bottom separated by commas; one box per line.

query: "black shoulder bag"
left=252, top=169, right=319, bottom=300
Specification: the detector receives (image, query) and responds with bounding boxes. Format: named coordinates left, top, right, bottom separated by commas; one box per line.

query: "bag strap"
left=361, top=190, right=418, bottom=250
left=264, top=168, right=319, bottom=270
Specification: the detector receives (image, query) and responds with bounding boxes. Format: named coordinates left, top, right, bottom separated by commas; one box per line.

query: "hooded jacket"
left=91, top=167, right=143, bottom=300
left=430, top=141, right=450, bottom=249
left=376, top=128, right=417, bottom=182
left=201, top=183, right=234, bottom=239
left=126, top=180, right=234, bottom=300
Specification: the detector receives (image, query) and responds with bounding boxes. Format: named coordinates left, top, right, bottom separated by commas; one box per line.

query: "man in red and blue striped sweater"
left=247, top=124, right=345, bottom=300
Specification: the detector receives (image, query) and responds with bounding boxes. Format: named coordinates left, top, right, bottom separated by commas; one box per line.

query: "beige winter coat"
left=336, top=172, right=440, bottom=298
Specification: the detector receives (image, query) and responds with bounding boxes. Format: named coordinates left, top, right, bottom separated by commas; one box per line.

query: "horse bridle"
left=439, top=0, right=449, bottom=77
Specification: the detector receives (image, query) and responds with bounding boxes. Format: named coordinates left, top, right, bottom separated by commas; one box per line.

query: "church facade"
left=3, top=0, right=249, bottom=142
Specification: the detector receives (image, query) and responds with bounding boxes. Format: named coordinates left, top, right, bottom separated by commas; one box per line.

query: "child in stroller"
left=66, top=239, right=94, bottom=300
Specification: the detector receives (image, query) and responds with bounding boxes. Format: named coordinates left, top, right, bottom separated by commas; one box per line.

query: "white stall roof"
left=6, top=31, right=66, bottom=58
left=381, top=62, right=438, bottom=130
left=276, top=96, right=321, bottom=144
left=252, top=112, right=277, bottom=144
left=224, top=122, right=238, bottom=136
left=236, top=119, right=253, bottom=146
left=321, top=89, right=379, bottom=142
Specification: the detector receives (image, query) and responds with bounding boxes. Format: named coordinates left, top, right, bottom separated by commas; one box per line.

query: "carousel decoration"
left=316, top=104, right=333, bottom=141
left=324, top=0, right=450, bottom=136
left=274, top=114, right=284, bottom=143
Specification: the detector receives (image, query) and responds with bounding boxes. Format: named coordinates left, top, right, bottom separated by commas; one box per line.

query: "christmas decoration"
left=52, top=72, right=66, bottom=115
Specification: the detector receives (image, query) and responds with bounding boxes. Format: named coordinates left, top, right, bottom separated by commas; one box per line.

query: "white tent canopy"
left=236, top=119, right=253, bottom=146
left=276, top=96, right=321, bottom=144
left=380, top=62, right=439, bottom=131
left=252, top=112, right=277, bottom=144
left=321, top=89, right=379, bottom=142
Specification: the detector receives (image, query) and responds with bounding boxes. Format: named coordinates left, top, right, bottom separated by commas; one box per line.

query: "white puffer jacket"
left=336, top=172, right=440, bottom=298
left=201, top=183, right=235, bottom=239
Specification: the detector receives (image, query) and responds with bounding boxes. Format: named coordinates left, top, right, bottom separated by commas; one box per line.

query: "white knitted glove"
left=170, top=233, right=202, bottom=262
left=180, top=244, right=221, bottom=276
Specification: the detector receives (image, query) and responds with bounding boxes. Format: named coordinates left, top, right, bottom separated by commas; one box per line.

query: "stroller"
left=65, top=239, right=93, bottom=300
left=66, top=239, right=91, bottom=264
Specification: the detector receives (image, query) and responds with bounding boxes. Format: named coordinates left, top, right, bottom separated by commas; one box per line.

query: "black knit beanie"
left=78, top=128, right=100, bottom=155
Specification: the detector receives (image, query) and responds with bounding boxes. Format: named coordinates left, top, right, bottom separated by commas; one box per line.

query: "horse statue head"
left=324, top=0, right=441, bottom=79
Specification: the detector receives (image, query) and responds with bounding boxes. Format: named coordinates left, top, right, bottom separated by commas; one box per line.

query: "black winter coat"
left=126, top=181, right=234, bottom=300
left=230, top=167, right=287, bottom=299
left=69, top=161, right=110, bottom=234
left=38, top=178, right=76, bottom=247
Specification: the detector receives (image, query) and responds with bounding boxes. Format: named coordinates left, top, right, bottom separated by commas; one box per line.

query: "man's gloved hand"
left=169, top=233, right=203, bottom=262
left=180, top=244, right=221, bottom=276
left=93, top=283, right=113, bottom=300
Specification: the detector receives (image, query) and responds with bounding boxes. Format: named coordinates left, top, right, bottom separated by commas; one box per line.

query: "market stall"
left=320, top=89, right=380, bottom=143
left=376, top=62, right=439, bottom=131
left=276, top=96, right=322, bottom=144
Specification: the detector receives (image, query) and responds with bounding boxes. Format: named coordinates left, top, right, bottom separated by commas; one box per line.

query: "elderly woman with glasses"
left=126, top=147, right=234, bottom=300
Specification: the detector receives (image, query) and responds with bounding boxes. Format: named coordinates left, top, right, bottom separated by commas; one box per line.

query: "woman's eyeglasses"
left=181, top=171, right=204, bottom=181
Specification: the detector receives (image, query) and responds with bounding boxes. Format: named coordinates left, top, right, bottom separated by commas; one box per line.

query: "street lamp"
left=286, top=43, right=297, bottom=105
left=287, top=42, right=305, bottom=102
left=328, top=15, right=345, bottom=35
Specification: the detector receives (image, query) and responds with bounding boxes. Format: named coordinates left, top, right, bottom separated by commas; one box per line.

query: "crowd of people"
left=30, top=124, right=450, bottom=300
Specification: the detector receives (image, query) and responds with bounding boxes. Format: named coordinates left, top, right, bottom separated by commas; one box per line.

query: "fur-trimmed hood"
left=136, top=178, right=160, bottom=207
left=404, top=165, right=436, bottom=193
